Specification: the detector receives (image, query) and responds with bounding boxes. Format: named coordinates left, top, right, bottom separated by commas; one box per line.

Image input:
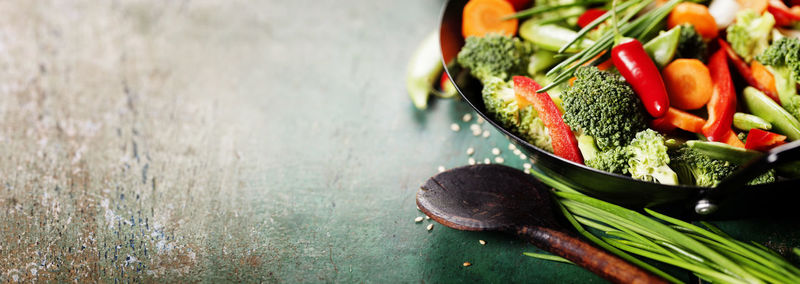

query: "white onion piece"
left=709, top=0, right=741, bottom=29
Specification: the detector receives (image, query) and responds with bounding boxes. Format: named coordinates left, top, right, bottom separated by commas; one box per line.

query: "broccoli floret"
left=726, top=10, right=775, bottom=63
left=748, top=170, right=776, bottom=185
left=627, top=129, right=679, bottom=185
left=457, top=34, right=534, bottom=83
left=675, top=24, right=707, bottom=62
left=669, top=146, right=737, bottom=187
left=562, top=66, right=648, bottom=151
left=586, top=146, right=631, bottom=175
left=756, top=37, right=800, bottom=120
left=481, top=77, right=553, bottom=151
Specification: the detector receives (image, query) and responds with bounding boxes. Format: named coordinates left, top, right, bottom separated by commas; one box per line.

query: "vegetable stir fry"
left=457, top=0, right=800, bottom=186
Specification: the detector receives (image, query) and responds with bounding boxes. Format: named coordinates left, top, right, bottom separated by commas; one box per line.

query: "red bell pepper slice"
left=745, top=129, right=787, bottom=152
left=768, top=0, right=800, bottom=26
left=702, top=49, right=737, bottom=144
left=577, top=9, right=607, bottom=28
left=513, top=76, right=584, bottom=164
left=718, top=39, right=781, bottom=104
left=612, top=39, right=670, bottom=118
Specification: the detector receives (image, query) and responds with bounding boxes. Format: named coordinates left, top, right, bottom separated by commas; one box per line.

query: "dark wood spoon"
left=416, top=164, right=667, bottom=284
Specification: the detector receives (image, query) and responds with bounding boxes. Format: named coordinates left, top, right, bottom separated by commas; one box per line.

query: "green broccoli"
left=675, top=24, right=707, bottom=62
left=756, top=37, right=800, bottom=121
left=481, top=77, right=553, bottom=151
left=457, top=34, right=534, bottom=83
left=669, top=146, right=736, bottom=187
left=726, top=10, right=775, bottom=63
left=562, top=66, right=648, bottom=151
left=586, top=146, right=631, bottom=175
left=748, top=170, right=776, bottom=185
left=626, top=129, right=679, bottom=185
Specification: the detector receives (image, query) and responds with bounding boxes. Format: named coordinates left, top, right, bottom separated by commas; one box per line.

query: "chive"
left=534, top=11, right=586, bottom=25
left=523, top=252, right=574, bottom=264
left=794, top=248, right=800, bottom=258
left=503, top=0, right=610, bottom=20
left=557, top=0, right=646, bottom=54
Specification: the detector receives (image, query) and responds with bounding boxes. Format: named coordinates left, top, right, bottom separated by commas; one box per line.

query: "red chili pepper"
left=718, top=39, right=781, bottom=104
left=611, top=38, right=670, bottom=118
left=577, top=9, right=607, bottom=28
left=513, top=76, right=584, bottom=164
left=745, top=129, right=787, bottom=152
left=702, top=49, right=737, bottom=143
left=768, top=0, right=800, bottom=26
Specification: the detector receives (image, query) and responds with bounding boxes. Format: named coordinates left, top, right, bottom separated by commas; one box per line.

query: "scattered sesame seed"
left=415, top=217, right=424, bottom=223
left=519, top=154, right=527, bottom=160
left=427, top=224, right=434, bottom=231
left=523, top=163, right=531, bottom=169
left=468, top=158, right=476, bottom=165
left=494, top=157, right=504, bottom=163
left=524, top=168, right=531, bottom=174
left=508, top=143, right=516, bottom=150
left=482, top=130, right=490, bottom=138
left=463, top=262, right=472, bottom=267
left=472, top=130, right=482, bottom=136
left=477, top=117, right=484, bottom=124
left=513, top=149, right=522, bottom=155
left=479, top=240, right=486, bottom=245
left=470, top=124, right=481, bottom=131
left=491, top=148, right=500, bottom=155
left=462, top=113, right=472, bottom=122
left=450, top=123, right=461, bottom=132
left=484, top=158, right=490, bottom=164
left=466, top=147, right=475, bottom=155
left=425, top=216, right=430, bottom=220
left=438, top=165, right=445, bottom=172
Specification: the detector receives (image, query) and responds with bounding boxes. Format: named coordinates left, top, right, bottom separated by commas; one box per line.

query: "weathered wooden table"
left=1, top=0, right=798, bottom=282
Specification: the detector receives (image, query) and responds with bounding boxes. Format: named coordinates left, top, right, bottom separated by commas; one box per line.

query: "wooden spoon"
left=416, top=164, right=667, bottom=284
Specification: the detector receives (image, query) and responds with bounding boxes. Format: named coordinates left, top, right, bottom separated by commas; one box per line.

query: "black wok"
left=438, top=0, right=800, bottom=219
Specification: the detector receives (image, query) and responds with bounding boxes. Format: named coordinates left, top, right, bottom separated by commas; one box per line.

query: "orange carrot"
left=750, top=61, right=778, bottom=97
left=655, top=107, right=707, bottom=133
left=721, top=129, right=745, bottom=148
left=667, top=3, right=718, bottom=40
left=661, top=59, right=713, bottom=110
left=738, top=0, right=769, bottom=14
left=462, top=0, right=519, bottom=38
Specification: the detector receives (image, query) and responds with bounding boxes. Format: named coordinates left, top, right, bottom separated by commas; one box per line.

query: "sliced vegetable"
left=406, top=31, right=443, bottom=110
left=745, top=128, right=787, bottom=151
left=643, top=26, right=682, bottom=68
left=702, top=49, right=737, bottom=143
left=529, top=49, right=560, bottom=74
left=519, top=21, right=595, bottom=52
left=687, top=140, right=761, bottom=164
left=768, top=0, right=800, bottom=26
left=750, top=61, right=780, bottom=102
left=514, top=76, right=584, bottom=163
left=651, top=107, right=707, bottom=133
left=721, top=129, right=746, bottom=147
left=612, top=38, right=670, bottom=117
left=577, top=8, right=607, bottom=28
left=719, top=39, right=781, bottom=103
left=733, top=112, right=772, bottom=131
left=709, top=0, right=741, bottom=29
left=463, top=0, right=519, bottom=38
left=725, top=10, right=775, bottom=62
left=742, top=86, right=800, bottom=140
left=667, top=2, right=719, bottom=39
left=662, top=59, right=713, bottom=110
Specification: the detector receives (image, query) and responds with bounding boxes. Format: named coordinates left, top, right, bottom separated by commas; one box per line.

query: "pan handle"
left=694, top=139, right=800, bottom=215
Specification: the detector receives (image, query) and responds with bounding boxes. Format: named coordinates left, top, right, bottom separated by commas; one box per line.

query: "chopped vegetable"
left=651, top=107, right=707, bottom=133
left=577, top=8, right=607, bottom=28
left=675, top=24, right=708, bottom=61
left=627, top=129, right=679, bottom=184
left=462, top=0, right=519, bottom=38
left=745, top=128, right=787, bottom=151
left=737, top=0, right=768, bottom=14
left=733, top=112, right=772, bottom=131
left=750, top=61, right=779, bottom=101
left=562, top=66, right=648, bottom=150
left=586, top=145, right=631, bottom=174
left=687, top=140, right=761, bottom=164
left=457, top=34, right=533, bottom=83
left=612, top=38, right=670, bottom=118
left=670, top=145, right=737, bottom=186
left=514, top=76, right=583, bottom=163
left=519, top=21, right=595, bottom=52
left=642, top=26, right=682, bottom=68
left=768, top=0, right=800, bottom=26
left=708, top=0, right=741, bottom=29
left=667, top=3, right=719, bottom=40
left=702, top=49, right=739, bottom=145
left=406, top=31, right=444, bottom=110
left=742, top=86, right=800, bottom=140
left=719, top=39, right=781, bottom=102
left=725, top=10, right=775, bottom=63
left=528, top=49, right=560, bottom=74
left=662, top=59, right=712, bottom=110
left=439, top=72, right=458, bottom=98
left=756, top=37, right=800, bottom=121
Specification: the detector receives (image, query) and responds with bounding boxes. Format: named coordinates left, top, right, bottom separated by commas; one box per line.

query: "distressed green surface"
left=0, top=0, right=798, bottom=282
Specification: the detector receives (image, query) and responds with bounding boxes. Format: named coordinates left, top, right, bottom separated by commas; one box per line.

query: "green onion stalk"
left=525, top=166, right=800, bottom=283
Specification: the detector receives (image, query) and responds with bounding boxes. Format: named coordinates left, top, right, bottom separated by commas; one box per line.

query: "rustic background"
left=1, top=0, right=798, bottom=282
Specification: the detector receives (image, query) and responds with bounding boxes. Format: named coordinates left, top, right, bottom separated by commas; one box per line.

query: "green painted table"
left=0, top=0, right=798, bottom=282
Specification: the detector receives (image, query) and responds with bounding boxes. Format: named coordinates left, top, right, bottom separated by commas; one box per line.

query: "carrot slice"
left=738, top=0, right=769, bottom=14
left=750, top=61, right=779, bottom=99
left=662, top=59, right=713, bottom=110
left=721, top=129, right=745, bottom=148
left=667, top=3, right=718, bottom=40
left=462, top=0, right=519, bottom=38
left=651, top=107, right=707, bottom=133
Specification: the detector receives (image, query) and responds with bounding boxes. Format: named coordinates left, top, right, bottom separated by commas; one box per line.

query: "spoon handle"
left=517, top=225, right=668, bottom=284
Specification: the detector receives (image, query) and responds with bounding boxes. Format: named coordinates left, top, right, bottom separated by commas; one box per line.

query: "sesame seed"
left=466, top=147, right=475, bottom=155
left=513, top=149, right=522, bottom=155
left=438, top=165, right=445, bottom=172
left=427, top=224, right=434, bottom=231
left=462, top=113, right=472, bottom=122
left=470, top=124, right=481, bottom=131
left=508, top=143, right=516, bottom=150
left=494, top=157, right=504, bottom=163
left=491, top=148, right=500, bottom=155
left=468, top=158, right=476, bottom=165
left=450, top=123, right=460, bottom=131
left=477, top=117, right=484, bottom=124
left=524, top=168, right=531, bottom=174
left=463, top=262, right=472, bottom=267
left=479, top=240, right=486, bottom=245
left=482, top=130, right=490, bottom=138
left=523, top=163, right=531, bottom=169
left=415, top=217, right=424, bottom=223
left=425, top=216, right=430, bottom=220
left=472, top=129, right=482, bottom=136
left=519, top=154, right=527, bottom=160
left=484, top=158, right=490, bottom=164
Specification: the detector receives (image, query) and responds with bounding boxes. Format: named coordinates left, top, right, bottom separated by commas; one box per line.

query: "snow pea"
left=743, top=87, right=800, bottom=141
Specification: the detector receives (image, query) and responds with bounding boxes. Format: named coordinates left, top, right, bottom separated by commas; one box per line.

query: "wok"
left=438, top=0, right=800, bottom=218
